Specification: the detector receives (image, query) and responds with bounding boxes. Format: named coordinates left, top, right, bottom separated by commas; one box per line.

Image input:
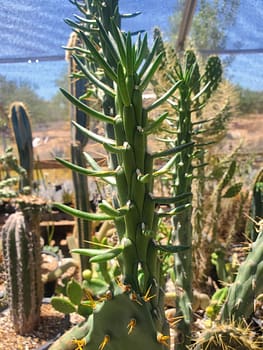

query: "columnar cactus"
left=9, top=101, right=34, bottom=190
left=1, top=200, right=43, bottom=334
left=50, top=2, right=191, bottom=349
left=153, top=48, right=222, bottom=349
left=219, top=224, right=263, bottom=322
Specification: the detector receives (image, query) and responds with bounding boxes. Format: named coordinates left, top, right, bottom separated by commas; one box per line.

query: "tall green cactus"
left=50, top=3, right=192, bottom=349
left=152, top=48, right=222, bottom=349
left=9, top=101, right=34, bottom=190
left=1, top=200, right=43, bottom=334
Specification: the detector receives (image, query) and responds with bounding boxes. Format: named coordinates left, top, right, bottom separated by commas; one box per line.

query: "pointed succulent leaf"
left=120, top=11, right=141, bottom=18
left=78, top=31, right=118, bottom=82
left=98, top=200, right=125, bottom=217
left=158, top=203, right=191, bottom=217
left=72, top=55, right=115, bottom=97
left=109, top=19, right=126, bottom=66
left=151, top=142, right=194, bottom=159
left=60, top=88, right=114, bottom=124
left=89, top=247, right=123, bottom=263
left=55, top=157, right=116, bottom=178
left=138, top=36, right=161, bottom=77
left=221, top=160, right=237, bottom=190
left=139, top=52, right=164, bottom=91
left=143, top=112, right=168, bottom=134
left=135, top=33, right=149, bottom=71
left=146, top=80, right=182, bottom=112
left=151, top=192, right=192, bottom=205
left=154, top=244, right=189, bottom=253
left=222, top=182, right=243, bottom=198
left=72, top=120, right=116, bottom=144
left=96, top=19, right=119, bottom=64
left=117, top=63, right=131, bottom=106
left=53, top=202, right=115, bottom=221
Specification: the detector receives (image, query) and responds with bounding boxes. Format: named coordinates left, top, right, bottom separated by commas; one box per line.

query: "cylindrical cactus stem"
left=9, top=101, right=34, bottom=190
left=219, top=227, right=263, bottom=322
left=1, top=202, right=43, bottom=334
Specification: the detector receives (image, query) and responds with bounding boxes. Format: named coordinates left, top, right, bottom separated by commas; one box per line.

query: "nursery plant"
left=1, top=197, right=44, bottom=334
left=9, top=101, right=34, bottom=190
left=50, top=1, right=193, bottom=349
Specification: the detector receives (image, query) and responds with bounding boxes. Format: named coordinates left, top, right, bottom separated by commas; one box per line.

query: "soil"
left=0, top=303, right=70, bottom=350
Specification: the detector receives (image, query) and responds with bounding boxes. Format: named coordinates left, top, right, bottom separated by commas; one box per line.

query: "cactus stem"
left=127, top=318, right=137, bottom=335
left=157, top=333, right=170, bottom=347
left=99, top=335, right=110, bottom=350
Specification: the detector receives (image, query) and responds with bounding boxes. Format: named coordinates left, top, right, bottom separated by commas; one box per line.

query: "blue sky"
left=0, top=0, right=262, bottom=100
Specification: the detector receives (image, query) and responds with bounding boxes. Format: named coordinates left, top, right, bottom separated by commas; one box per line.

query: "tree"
left=169, top=0, right=240, bottom=50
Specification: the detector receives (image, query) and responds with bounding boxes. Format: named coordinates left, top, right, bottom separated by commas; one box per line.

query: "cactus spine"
left=1, top=201, right=43, bottom=334
left=190, top=323, right=262, bottom=350
left=9, top=101, right=34, bottom=190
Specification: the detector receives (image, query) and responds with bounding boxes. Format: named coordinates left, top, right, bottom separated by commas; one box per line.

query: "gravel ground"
left=0, top=303, right=70, bottom=350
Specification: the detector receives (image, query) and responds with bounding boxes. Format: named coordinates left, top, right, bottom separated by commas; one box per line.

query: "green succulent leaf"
left=154, top=244, right=189, bottom=253
left=72, top=55, right=115, bottom=97
left=51, top=296, right=76, bottom=314
left=138, top=37, right=161, bottom=77
left=158, top=203, right=191, bottom=217
left=77, top=302, right=94, bottom=317
left=72, top=120, right=116, bottom=144
left=152, top=142, right=194, bottom=159
left=143, top=112, right=168, bottom=134
left=117, top=64, right=131, bottom=106
left=89, top=247, right=123, bottom=263
left=139, top=51, right=164, bottom=91
left=53, top=202, right=115, bottom=221
left=72, top=246, right=123, bottom=263
left=78, top=31, right=118, bottom=82
left=56, top=157, right=116, bottom=177
left=222, top=182, right=243, bottom=198
left=146, top=80, right=182, bottom=112
left=60, top=88, right=114, bottom=124
left=67, top=279, right=83, bottom=306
